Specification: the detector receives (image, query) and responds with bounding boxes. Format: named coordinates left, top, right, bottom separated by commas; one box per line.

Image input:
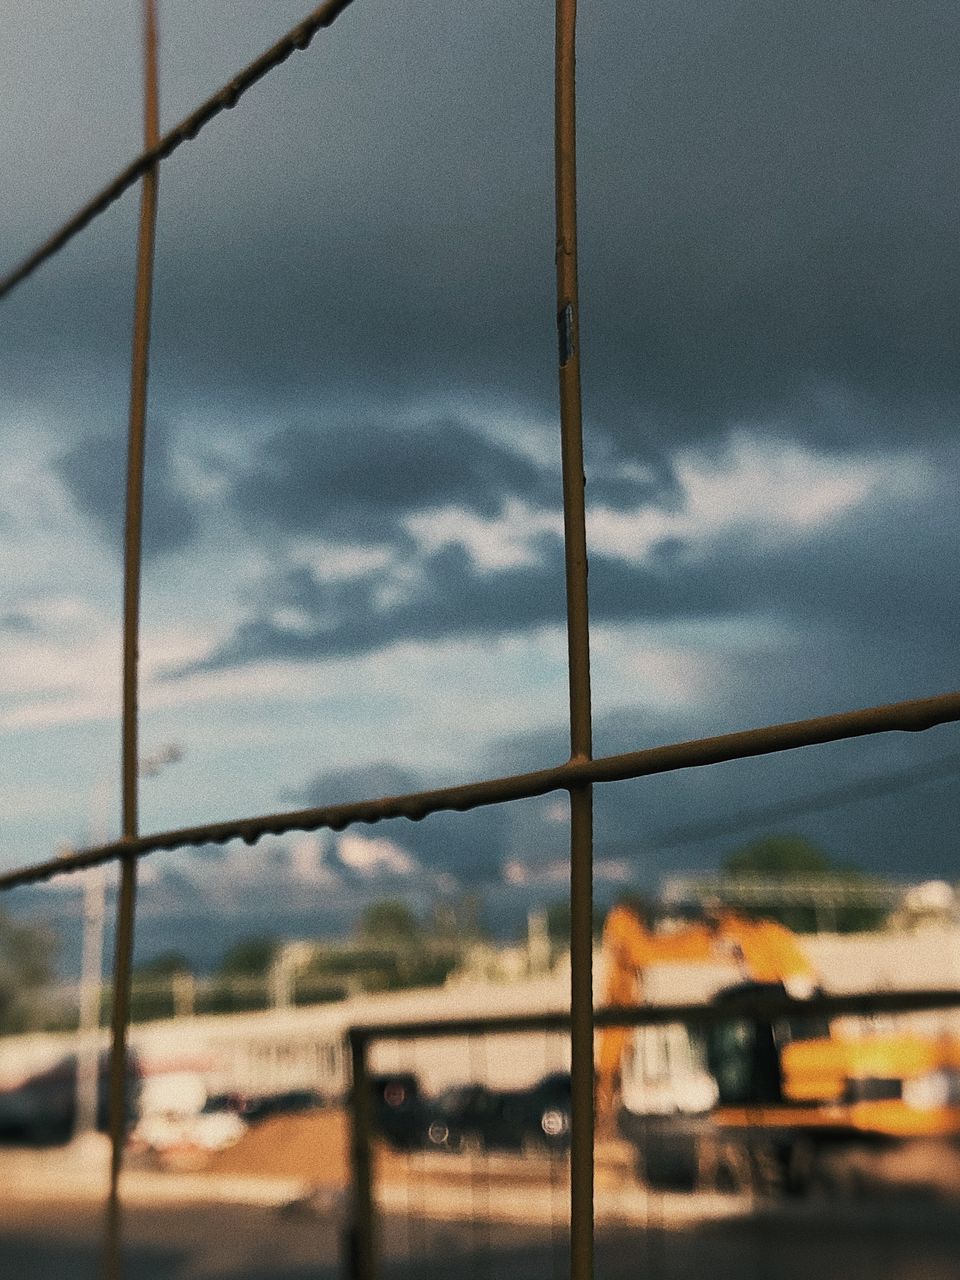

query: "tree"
left=0, top=908, right=56, bottom=1033
left=128, top=951, right=194, bottom=1024
left=719, top=834, right=888, bottom=933
left=135, top=950, right=191, bottom=978
left=218, top=936, right=279, bottom=977
left=723, top=835, right=833, bottom=878
left=356, top=900, right=420, bottom=945
left=544, top=899, right=606, bottom=945
left=196, top=937, right=282, bottom=1016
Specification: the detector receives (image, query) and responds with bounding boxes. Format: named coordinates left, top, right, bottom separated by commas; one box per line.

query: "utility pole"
left=74, top=779, right=110, bottom=1142
left=73, top=744, right=184, bottom=1141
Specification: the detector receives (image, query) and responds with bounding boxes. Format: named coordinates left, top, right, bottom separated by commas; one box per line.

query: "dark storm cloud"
left=181, top=539, right=568, bottom=670
left=290, top=760, right=510, bottom=884
left=183, top=529, right=761, bottom=674
left=575, top=0, right=960, bottom=451
left=590, top=718, right=960, bottom=890
left=53, top=418, right=200, bottom=559
left=9, top=0, right=960, bottom=462
left=138, top=0, right=960, bottom=449
left=486, top=707, right=960, bottom=894
left=0, top=612, right=37, bottom=634
left=225, top=419, right=553, bottom=545
left=215, top=413, right=677, bottom=561
left=284, top=706, right=960, bottom=897
left=182, top=451, right=960, bottom=738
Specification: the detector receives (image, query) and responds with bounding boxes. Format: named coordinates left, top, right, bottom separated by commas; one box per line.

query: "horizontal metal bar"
left=347, top=987, right=960, bottom=1045
left=1, top=688, right=957, bottom=892
left=0, top=0, right=356, bottom=300
left=663, top=874, right=906, bottom=906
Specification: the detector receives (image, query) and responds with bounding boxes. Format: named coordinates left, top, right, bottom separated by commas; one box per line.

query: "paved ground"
left=4, top=1196, right=960, bottom=1280
left=4, top=1134, right=960, bottom=1279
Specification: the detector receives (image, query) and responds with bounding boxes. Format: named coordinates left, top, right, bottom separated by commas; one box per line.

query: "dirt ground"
left=200, top=1109, right=352, bottom=1185
left=185, top=1111, right=960, bottom=1213
left=5, top=1197, right=960, bottom=1280
left=190, top=1108, right=419, bottom=1190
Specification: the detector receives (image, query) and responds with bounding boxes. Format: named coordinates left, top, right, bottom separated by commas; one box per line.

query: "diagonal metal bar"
left=0, top=0, right=356, bottom=301
left=104, top=4, right=160, bottom=1275
left=0, top=690, right=958, bottom=893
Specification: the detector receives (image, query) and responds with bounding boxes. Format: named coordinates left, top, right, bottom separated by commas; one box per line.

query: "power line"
left=518, top=748, right=960, bottom=873
left=654, top=749, right=960, bottom=848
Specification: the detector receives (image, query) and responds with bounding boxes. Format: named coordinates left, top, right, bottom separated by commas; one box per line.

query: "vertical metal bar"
left=348, top=1030, right=378, bottom=1280
left=75, top=866, right=106, bottom=1137
left=555, top=3, right=594, bottom=1280
left=567, top=787, right=594, bottom=1280
left=105, top=3, right=160, bottom=1277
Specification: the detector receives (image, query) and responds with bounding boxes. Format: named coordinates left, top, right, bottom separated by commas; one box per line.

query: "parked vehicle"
left=424, top=1084, right=505, bottom=1153
left=237, top=1090, right=325, bottom=1124
left=134, top=1102, right=246, bottom=1157
left=517, top=1072, right=571, bottom=1153
left=0, top=1050, right=141, bottom=1145
left=370, top=1073, right=427, bottom=1151
left=425, top=1073, right=571, bottom=1155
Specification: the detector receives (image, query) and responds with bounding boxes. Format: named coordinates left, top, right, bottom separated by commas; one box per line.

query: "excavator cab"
left=620, top=1022, right=718, bottom=1117
left=708, top=1014, right=781, bottom=1106
left=706, top=981, right=831, bottom=1107
left=623, top=985, right=833, bottom=1191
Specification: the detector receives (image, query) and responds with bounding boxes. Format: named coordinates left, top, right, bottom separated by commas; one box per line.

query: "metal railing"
left=344, top=986, right=960, bottom=1278
left=1, top=2, right=958, bottom=1277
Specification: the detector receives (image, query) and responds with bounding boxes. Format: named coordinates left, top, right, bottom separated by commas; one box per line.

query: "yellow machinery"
left=598, top=903, right=960, bottom=1192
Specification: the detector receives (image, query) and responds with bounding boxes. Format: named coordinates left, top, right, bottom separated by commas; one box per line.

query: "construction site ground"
left=5, top=1115, right=960, bottom=1278
left=3, top=1193, right=960, bottom=1280
left=5, top=1109, right=960, bottom=1225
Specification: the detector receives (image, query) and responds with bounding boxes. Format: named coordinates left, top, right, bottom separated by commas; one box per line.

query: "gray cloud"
left=180, top=451, right=959, bottom=698
left=225, top=418, right=554, bottom=545
left=182, top=540, right=567, bottom=670
left=0, top=611, right=37, bottom=634
left=289, top=761, right=511, bottom=885
left=53, top=417, right=200, bottom=559
left=586, top=735, right=960, bottom=890
left=286, top=692, right=960, bottom=900
left=4, top=0, right=960, bottom=899
left=483, top=703, right=960, bottom=893
left=8, top=1, right=960, bottom=461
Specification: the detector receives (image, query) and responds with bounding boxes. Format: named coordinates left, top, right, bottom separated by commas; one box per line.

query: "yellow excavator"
left=598, top=902, right=960, bottom=1192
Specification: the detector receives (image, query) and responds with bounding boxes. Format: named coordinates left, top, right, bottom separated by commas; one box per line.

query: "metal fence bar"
left=86, top=967, right=960, bottom=1279
left=104, top=4, right=160, bottom=1275
left=554, top=3, right=594, bottom=1279
left=346, top=986, right=960, bottom=1044
left=0, top=0, right=357, bottom=301
left=2, top=690, right=957, bottom=892
left=345, top=985, right=960, bottom=1279
left=347, top=1030, right=377, bottom=1280
left=2, top=9, right=960, bottom=1280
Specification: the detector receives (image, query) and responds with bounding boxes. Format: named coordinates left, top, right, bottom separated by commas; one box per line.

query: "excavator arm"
left=596, top=903, right=818, bottom=1118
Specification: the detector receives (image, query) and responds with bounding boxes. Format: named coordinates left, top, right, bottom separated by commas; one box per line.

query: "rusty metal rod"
left=0, top=0, right=356, bottom=300
left=556, top=16, right=591, bottom=761
left=347, top=1030, right=378, bottom=1280
left=554, top=2, right=594, bottom=1277
left=345, top=986, right=960, bottom=1044
left=567, top=787, right=594, bottom=1280
left=1, top=690, right=958, bottom=892
left=104, top=4, right=160, bottom=1275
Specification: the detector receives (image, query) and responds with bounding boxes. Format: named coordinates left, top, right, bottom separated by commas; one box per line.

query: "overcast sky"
left=2, top=0, right=959, bottom=943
